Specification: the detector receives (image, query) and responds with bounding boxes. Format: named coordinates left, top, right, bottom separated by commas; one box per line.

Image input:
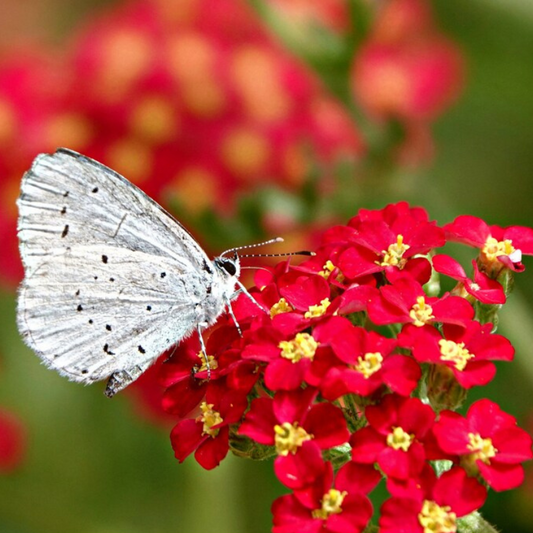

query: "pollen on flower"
left=278, top=333, right=318, bottom=363
left=311, top=489, right=347, bottom=520
left=418, top=500, right=457, bottom=533
left=438, top=339, right=474, bottom=371
left=386, top=426, right=414, bottom=451
left=354, top=352, right=383, bottom=378
left=465, top=433, right=497, bottom=466
left=380, top=234, right=410, bottom=267
left=409, top=296, right=435, bottom=327
left=199, top=402, right=223, bottom=438
left=319, top=260, right=344, bottom=282
left=270, top=297, right=293, bottom=318
left=482, top=236, right=516, bottom=263
left=274, top=421, right=312, bottom=456
left=304, top=298, right=331, bottom=319
left=197, top=351, right=218, bottom=372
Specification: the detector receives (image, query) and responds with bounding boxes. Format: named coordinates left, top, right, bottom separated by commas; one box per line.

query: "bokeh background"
left=0, top=0, right=532, bottom=532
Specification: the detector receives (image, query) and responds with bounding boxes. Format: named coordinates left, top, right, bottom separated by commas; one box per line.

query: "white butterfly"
left=17, top=148, right=263, bottom=397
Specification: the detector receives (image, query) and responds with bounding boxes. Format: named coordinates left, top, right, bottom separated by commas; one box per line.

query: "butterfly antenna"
left=220, top=237, right=284, bottom=257
left=240, top=250, right=315, bottom=258
left=221, top=236, right=315, bottom=259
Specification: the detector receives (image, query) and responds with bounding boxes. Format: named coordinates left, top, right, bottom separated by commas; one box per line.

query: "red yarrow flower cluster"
left=161, top=201, right=533, bottom=532
left=351, top=0, right=464, bottom=164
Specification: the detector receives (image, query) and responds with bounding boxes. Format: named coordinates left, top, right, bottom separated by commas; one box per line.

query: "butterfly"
left=17, top=148, right=267, bottom=397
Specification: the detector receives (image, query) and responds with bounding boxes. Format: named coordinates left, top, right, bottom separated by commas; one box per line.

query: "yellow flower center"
left=418, top=500, right=457, bottom=533
left=467, top=433, right=497, bottom=464
left=409, top=296, right=435, bottom=327
left=354, top=352, right=383, bottom=379
left=278, top=333, right=318, bottom=363
left=311, top=489, right=347, bottom=520
left=482, top=237, right=516, bottom=262
left=438, top=340, right=474, bottom=371
left=319, top=260, right=345, bottom=282
left=304, top=298, right=331, bottom=319
left=199, top=402, right=223, bottom=437
left=274, top=422, right=312, bottom=456
left=197, top=351, right=218, bottom=372
left=380, top=234, right=410, bottom=267
left=270, top=297, right=293, bottom=318
left=386, top=426, right=414, bottom=451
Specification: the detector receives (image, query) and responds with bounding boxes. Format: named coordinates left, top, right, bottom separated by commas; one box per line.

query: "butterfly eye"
left=216, top=257, right=237, bottom=276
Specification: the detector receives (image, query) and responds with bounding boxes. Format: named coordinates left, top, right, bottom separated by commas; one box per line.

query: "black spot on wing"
left=146, top=305, right=152, bottom=311
left=77, top=304, right=83, bottom=312
left=106, top=325, right=112, bottom=331
left=160, top=272, right=166, bottom=278
left=61, top=224, right=69, bottom=238
left=92, top=187, right=99, bottom=193
left=60, top=206, right=67, bottom=215
left=138, top=345, right=146, bottom=354
left=103, top=344, right=115, bottom=356
left=102, top=255, right=108, bottom=264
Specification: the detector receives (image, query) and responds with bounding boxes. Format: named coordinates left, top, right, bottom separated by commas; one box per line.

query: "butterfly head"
left=213, top=254, right=240, bottom=280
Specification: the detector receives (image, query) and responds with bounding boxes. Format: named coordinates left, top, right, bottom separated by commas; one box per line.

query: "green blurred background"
left=0, top=0, right=532, bottom=532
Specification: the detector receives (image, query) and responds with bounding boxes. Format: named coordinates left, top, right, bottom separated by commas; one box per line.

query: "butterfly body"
left=17, top=149, right=241, bottom=396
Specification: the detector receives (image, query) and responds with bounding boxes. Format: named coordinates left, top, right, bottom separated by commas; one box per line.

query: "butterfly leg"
left=224, top=296, right=242, bottom=337
left=234, top=280, right=268, bottom=314
left=196, top=323, right=211, bottom=380
left=104, top=361, right=152, bottom=398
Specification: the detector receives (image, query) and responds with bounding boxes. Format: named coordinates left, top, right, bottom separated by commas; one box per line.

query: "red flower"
left=380, top=466, right=487, bottom=533
left=399, top=320, right=514, bottom=388
left=239, top=387, right=349, bottom=489
left=350, top=394, right=435, bottom=480
left=367, top=276, right=474, bottom=328
left=433, top=399, right=533, bottom=491
left=338, top=202, right=445, bottom=282
left=350, top=0, right=464, bottom=164
left=161, top=330, right=231, bottom=418
left=0, top=409, right=26, bottom=472
left=241, top=319, right=320, bottom=391
left=272, top=461, right=379, bottom=533
left=432, top=254, right=506, bottom=304
left=277, top=271, right=338, bottom=321
left=444, top=215, right=533, bottom=275
left=170, top=381, right=247, bottom=470
left=312, top=317, right=420, bottom=399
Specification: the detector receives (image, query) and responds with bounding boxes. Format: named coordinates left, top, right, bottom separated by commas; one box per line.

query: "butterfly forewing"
left=17, top=149, right=221, bottom=387
left=18, top=149, right=211, bottom=270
